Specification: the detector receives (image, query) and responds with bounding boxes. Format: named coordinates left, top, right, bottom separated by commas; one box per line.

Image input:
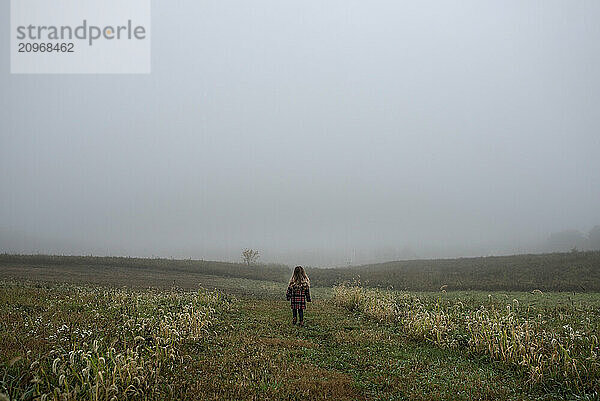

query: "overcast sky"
left=1, top=0, right=599, bottom=266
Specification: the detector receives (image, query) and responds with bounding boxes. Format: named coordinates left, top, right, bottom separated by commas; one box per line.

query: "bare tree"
left=241, top=249, right=260, bottom=266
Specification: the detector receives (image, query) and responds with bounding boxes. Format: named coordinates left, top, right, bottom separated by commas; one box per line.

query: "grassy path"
left=175, top=297, right=559, bottom=401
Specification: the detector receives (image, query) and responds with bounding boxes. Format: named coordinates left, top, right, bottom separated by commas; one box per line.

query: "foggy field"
left=2, top=253, right=597, bottom=399
left=3, top=0, right=600, bottom=399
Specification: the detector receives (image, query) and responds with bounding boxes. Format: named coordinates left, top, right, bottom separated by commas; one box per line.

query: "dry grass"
left=0, top=281, right=230, bottom=400
left=333, top=284, right=600, bottom=394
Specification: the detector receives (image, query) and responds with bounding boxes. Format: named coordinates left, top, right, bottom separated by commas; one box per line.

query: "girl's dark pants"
left=292, top=309, right=303, bottom=321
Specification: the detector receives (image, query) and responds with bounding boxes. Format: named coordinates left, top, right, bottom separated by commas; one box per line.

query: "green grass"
left=190, top=297, right=560, bottom=401
left=2, top=277, right=597, bottom=400
left=333, top=285, right=600, bottom=396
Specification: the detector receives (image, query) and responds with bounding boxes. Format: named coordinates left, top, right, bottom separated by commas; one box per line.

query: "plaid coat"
left=286, top=284, right=311, bottom=310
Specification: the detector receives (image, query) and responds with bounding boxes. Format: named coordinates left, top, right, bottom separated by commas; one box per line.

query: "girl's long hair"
left=289, top=265, right=310, bottom=288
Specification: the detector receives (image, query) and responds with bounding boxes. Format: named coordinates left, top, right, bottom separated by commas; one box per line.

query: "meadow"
left=333, top=285, right=600, bottom=395
left=1, top=253, right=599, bottom=400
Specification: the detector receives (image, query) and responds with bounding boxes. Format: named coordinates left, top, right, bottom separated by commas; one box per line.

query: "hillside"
left=1, top=251, right=599, bottom=292
left=0, top=254, right=290, bottom=289
left=307, top=251, right=600, bottom=292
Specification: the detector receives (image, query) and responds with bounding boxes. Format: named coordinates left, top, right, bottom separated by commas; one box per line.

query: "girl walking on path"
left=286, top=266, right=311, bottom=326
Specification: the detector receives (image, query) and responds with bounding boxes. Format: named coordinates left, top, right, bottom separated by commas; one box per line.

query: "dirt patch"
left=281, top=364, right=366, bottom=400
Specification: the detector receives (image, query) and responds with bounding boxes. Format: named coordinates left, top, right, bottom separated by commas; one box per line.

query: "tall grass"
left=333, top=284, right=600, bottom=394
left=0, top=282, right=230, bottom=400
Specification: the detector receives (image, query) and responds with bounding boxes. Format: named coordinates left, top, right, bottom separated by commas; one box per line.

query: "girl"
left=286, top=265, right=311, bottom=326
